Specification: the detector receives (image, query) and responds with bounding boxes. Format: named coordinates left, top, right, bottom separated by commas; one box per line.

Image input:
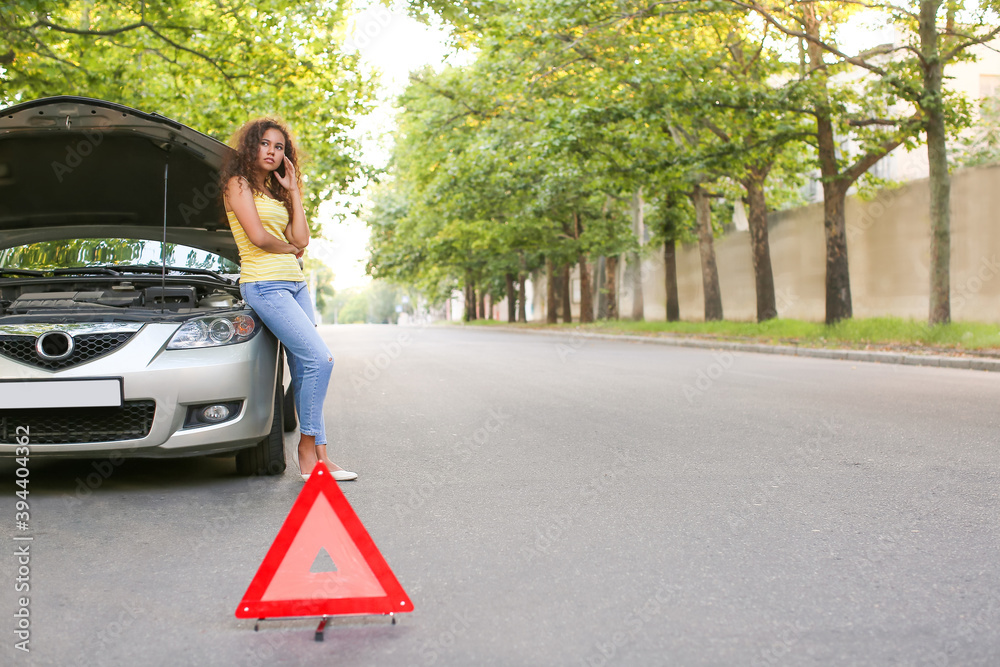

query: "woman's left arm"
left=276, top=156, right=310, bottom=249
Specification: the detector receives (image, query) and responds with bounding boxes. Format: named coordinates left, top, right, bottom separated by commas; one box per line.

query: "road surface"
left=2, top=324, right=999, bottom=666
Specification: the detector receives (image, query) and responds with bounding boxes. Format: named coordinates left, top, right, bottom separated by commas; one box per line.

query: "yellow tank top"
left=227, top=194, right=305, bottom=282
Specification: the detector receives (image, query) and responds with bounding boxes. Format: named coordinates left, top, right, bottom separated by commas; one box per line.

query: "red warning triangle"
left=235, top=462, right=414, bottom=618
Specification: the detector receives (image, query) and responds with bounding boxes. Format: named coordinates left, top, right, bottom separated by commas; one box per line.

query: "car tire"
left=283, top=384, right=297, bottom=432
left=235, top=372, right=287, bottom=476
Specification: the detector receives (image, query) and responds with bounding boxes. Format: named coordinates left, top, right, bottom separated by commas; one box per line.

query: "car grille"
left=0, top=332, right=137, bottom=370
left=0, top=400, right=156, bottom=444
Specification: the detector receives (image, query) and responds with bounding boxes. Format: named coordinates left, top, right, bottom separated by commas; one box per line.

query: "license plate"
left=0, top=378, right=124, bottom=409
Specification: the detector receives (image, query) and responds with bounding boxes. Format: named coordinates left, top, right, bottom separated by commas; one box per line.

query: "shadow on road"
left=0, top=453, right=271, bottom=496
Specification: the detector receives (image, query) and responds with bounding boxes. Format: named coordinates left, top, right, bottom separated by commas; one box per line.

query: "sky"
left=310, top=2, right=458, bottom=291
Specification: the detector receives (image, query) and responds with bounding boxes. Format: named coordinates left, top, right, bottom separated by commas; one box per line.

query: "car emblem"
left=36, top=330, right=75, bottom=361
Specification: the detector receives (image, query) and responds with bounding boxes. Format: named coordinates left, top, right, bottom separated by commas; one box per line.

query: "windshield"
left=0, top=239, right=240, bottom=274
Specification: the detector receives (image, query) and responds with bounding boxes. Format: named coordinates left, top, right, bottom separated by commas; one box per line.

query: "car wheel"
left=235, top=374, right=287, bottom=476
left=283, top=384, right=297, bottom=432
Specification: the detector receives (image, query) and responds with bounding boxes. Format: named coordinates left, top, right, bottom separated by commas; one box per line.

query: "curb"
left=465, top=326, right=1000, bottom=373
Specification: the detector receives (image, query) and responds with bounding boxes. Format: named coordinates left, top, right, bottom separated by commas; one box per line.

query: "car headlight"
left=166, top=312, right=261, bottom=349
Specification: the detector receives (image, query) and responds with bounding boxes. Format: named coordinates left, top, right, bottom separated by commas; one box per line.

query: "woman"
left=222, top=118, right=356, bottom=481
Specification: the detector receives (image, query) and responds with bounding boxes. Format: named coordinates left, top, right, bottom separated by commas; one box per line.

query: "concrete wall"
left=647, top=163, right=1000, bottom=322
left=524, top=163, right=1000, bottom=323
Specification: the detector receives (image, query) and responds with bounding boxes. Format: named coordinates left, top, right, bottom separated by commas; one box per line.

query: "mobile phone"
left=276, top=158, right=286, bottom=179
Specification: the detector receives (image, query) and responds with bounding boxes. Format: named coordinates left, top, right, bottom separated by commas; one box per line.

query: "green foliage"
left=325, top=280, right=403, bottom=324
left=373, top=0, right=1000, bottom=322
left=951, top=96, right=1000, bottom=167
left=372, top=1, right=784, bottom=304
left=0, top=0, right=374, bottom=223
left=367, top=280, right=403, bottom=323
left=303, top=255, right=335, bottom=320
left=336, top=289, right=368, bottom=324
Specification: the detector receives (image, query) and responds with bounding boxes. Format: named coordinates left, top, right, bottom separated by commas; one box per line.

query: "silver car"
left=0, top=96, right=291, bottom=474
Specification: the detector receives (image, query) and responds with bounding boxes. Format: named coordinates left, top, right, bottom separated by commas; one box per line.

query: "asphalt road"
left=2, top=324, right=1000, bottom=666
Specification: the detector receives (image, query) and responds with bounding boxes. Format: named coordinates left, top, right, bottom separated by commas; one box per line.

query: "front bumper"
left=0, top=322, right=279, bottom=458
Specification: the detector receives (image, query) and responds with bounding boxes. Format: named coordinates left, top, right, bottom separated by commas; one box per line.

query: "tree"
left=892, top=0, right=1000, bottom=323
left=647, top=186, right=697, bottom=321
left=1, top=0, right=373, bottom=223
left=304, top=255, right=335, bottom=322
left=400, top=1, right=912, bottom=327
left=733, top=1, right=921, bottom=323
left=452, top=1, right=808, bottom=322
left=674, top=16, right=811, bottom=321
left=492, top=0, right=726, bottom=321
left=367, top=24, right=640, bottom=320
left=737, top=0, right=1000, bottom=324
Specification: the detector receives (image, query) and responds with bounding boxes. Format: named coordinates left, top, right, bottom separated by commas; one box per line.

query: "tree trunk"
left=803, top=3, right=852, bottom=324
left=545, top=258, right=559, bottom=323
left=693, top=183, right=723, bottom=321
left=518, top=256, right=528, bottom=323
left=596, top=256, right=608, bottom=319
left=605, top=255, right=619, bottom=319
left=553, top=265, right=564, bottom=320
left=505, top=272, right=516, bottom=322
left=578, top=256, right=594, bottom=323
left=922, top=0, right=951, bottom=325
left=517, top=252, right=537, bottom=322
left=743, top=170, right=777, bottom=321
left=464, top=281, right=476, bottom=321
left=478, top=288, right=486, bottom=320
left=518, top=277, right=527, bottom=323
left=484, top=293, right=492, bottom=320
left=664, top=240, right=680, bottom=322
left=821, top=184, right=852, bottom=324
left=630, top=188, right=645, bottom=320
left=561, top=264, right=573, bottom=323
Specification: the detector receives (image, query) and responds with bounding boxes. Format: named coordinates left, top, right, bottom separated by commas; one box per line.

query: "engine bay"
left=0, top=276, right=242, bottom=322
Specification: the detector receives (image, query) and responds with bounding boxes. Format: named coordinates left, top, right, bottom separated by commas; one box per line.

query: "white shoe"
left=300, top=469, right=357, bottom=482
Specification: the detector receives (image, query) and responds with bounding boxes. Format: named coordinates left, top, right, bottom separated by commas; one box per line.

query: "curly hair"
left=220, top=117, right=302, bottom=216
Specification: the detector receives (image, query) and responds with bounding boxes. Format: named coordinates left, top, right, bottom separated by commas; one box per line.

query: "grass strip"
left=458, top=317, right=1000, bottom=353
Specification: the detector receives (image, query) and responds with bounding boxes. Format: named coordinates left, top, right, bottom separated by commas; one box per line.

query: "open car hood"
left=0, top=96, right=238, bottom=263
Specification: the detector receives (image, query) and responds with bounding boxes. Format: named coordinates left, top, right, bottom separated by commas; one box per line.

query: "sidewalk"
left=467, top=325, right=1000, bottom=372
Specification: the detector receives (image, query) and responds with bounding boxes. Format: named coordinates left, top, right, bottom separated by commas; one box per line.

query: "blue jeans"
left=240, top=280, right=333, bottom=445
